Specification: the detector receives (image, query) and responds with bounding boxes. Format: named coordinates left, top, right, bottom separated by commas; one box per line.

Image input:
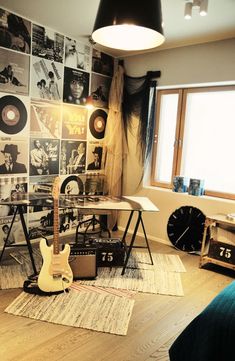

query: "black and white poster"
left=0, top=8, right=31, bottom=54
left=86, top=141, right=103, bottom=171
left=0, top=138, right=28, bottom=175
left=31, top=56, right=63, bottom=101
left=30, top=100, right=61, bottom=138
left=63, top=67, right=89, bottom=106
left=29, top=138, right=60, bottom=176
left=90, top=73, right=111, bottom=108
left=0, top=176, right=27, bottom=217
left=0, top=48, right=30, bottom=95
left=60, top=140, right=86, bottom=175
left=32, top=24, right=64, bottom=63
left=92, top=49, right=114, bottom=77
left=64, top=37, right=91, bottom=72
left=0, top=215, right=26, bottom=248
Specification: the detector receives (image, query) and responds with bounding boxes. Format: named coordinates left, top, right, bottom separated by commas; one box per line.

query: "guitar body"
left=38, top=238, right=73, bottom=293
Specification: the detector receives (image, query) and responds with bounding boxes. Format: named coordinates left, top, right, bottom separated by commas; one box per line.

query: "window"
left=151, top=86, right=235, bottom=200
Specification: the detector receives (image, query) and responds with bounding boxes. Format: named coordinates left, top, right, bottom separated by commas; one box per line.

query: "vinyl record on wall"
left=89, top=109, right=107, bottom=139
left=0, top=95, right=27, bottom=134
left=60, top=175, right=84, bottom=195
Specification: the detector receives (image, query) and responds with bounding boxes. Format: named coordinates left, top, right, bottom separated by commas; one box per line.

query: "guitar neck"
left=53, top=198, right=59, bottom=255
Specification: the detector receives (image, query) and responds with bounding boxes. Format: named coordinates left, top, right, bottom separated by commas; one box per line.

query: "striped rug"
left=5, top=288, right=135, bottom=335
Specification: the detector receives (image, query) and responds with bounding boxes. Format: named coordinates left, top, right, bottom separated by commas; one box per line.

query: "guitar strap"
left=23, top=275, right=69, bottom=296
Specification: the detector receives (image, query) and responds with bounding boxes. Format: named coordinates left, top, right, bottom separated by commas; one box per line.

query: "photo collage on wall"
left=0, top=6, right=114, bottom=246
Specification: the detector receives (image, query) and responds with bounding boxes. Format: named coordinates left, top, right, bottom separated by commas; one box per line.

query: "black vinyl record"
left=0, top=95, right=27, bottom=134
left=89, top=109, right=107, bottom=139
left=60, top=175, right=84, bottom=195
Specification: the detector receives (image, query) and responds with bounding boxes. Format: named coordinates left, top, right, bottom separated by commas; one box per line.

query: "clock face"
left=167, top=206, right=205, bottom=252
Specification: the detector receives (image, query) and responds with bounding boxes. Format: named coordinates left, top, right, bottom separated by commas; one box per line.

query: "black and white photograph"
left=0, top=93, right=30, bottom=136
left=63, top=67, right=89, bottom=106
left=87, top=142, right=103, bottom=171
left=31, top=56, right=63, bottom=101
left=62, top=104, right=87, bottom=140
left=29, top=138, right=60, bottom=176
left=0, top=215, right=25, bottom=249
left=32, top=24, right=64, bottom=63
left=0, top=176, right=27, bottom=217
left=29, top=175, right=56, bottom=194
left=90, top=73, right=111, bottom=108
left=64, top=37, right=91, bottom=72
left=0, top=48, right=30, bottom=95
left=92, top=49, right=114, bottom=77
left=0, top=8, right=31, bottom=54
left=28, top=209, right=53, bottom=240
left=60, top=140, right=86, bottom=175
left=0, top=139, right=28, bottom=175
left=30, top=100, right=61, bottom=139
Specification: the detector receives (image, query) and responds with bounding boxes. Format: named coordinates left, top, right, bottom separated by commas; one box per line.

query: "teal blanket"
left=169, top=280, right=235, bottom=361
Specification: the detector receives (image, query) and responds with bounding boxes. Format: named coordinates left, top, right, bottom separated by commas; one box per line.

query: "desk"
left=0, top=194, right=159, bottom=275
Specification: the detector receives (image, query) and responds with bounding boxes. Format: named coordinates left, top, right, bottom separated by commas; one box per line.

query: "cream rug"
left=5, top=288, right=135, bottom=336
left=78, top=252, right=185, bottom=297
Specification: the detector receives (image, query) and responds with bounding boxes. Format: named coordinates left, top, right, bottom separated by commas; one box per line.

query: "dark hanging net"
left=122, top=71, right=161, bottom=166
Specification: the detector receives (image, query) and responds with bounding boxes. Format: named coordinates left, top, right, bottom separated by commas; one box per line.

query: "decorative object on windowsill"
left=184, top=0, right=208, bottom=20
left=172, top=176, right=189, bottom=193
left=91, top=0, right=165, bottom=51
left=188, top=178, right=205, bottom=196
left=167, top=206, right=206, bottom=253
left=226, top=213, right=235, bottom=222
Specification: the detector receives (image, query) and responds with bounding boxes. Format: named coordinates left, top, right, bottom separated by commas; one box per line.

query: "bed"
left=169, top=280, right=235, bottom=361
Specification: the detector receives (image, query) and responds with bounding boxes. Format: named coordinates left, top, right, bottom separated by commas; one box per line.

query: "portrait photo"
left=63, top=67, right=89, bottom=106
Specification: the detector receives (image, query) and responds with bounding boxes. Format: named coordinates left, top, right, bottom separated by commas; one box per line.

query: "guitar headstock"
left=52, top=176, right=60, bottom=200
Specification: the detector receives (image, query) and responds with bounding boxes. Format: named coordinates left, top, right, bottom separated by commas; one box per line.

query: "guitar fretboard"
left=53, top=198, right=60, bottom=255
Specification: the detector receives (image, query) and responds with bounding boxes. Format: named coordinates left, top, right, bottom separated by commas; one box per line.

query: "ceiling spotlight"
left=200, top=0, right=208, bottom=16
left=184, top=2, right=192, bottom=19
left=91, top=0, right=165, bottom=51
left=184, top=0, right=208, bottom=19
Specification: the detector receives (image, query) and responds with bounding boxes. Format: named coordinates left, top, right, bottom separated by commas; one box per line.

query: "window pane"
left=154, top=93, right=179, bottom=183
left=181, top=90, right=235, bottom=194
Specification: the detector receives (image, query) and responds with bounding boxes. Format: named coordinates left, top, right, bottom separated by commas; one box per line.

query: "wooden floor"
left=0, top=234, right=234, bottom=361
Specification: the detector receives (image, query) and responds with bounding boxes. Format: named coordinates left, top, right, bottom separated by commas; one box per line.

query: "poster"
left=64, top=37, right=91, bottom=71
left=32, top=24, right=64, bottom=63
left=92, top=49, right=114, bottom=77
left=31, top=56, right=63, bottom=101
left=86, top=141, right=103, bottom=171
left=0, top=8, right=31, bottom=54
left=90, top=73, right=111, bottom=108
left=29, top=138, right=60, bottom=176
left=30, top=100, right=61, bottom=138
left=0, top=214, right=26, bottom=249
left=0, top=48, right=30, bottom=95
left=0, top=137, right=28, bottom=175
left=63, top=67, right=89, bottom=106
left=60, top=140, right=86, bottom=175
left=62, top=104, right=87, bottom=140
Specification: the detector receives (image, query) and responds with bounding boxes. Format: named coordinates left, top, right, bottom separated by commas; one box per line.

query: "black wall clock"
left=167, top=206, right=205, bottom=252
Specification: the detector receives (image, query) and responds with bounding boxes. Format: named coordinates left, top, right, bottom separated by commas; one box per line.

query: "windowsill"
left=143, top=185, right=235, bottom=205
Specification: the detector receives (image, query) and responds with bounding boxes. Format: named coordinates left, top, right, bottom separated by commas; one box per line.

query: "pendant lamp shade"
left=91, top=0, right=165, bottom=51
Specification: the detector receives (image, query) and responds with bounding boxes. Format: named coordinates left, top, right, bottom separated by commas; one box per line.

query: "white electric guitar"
left=38, top=177, right=73, bottom=292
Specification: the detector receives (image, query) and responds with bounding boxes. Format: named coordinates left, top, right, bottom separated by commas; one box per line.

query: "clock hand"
left=175, top=226, right=190, bottom=245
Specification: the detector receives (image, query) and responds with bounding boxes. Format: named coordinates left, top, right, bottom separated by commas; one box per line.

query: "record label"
left=0, top=95, right=27, bottom=134
left=89, top=109, right=107, bottom=139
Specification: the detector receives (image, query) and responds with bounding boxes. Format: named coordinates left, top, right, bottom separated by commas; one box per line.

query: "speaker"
left=69, top=245, right=97, bottom=280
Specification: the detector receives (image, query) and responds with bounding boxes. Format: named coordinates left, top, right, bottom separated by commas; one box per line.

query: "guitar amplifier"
left=69, top=243, right=97, bottom=280
left=91, top=238, right=125, bottom=267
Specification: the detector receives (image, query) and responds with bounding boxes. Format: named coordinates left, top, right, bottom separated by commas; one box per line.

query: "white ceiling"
left=0, top=0, right=235, bottom=58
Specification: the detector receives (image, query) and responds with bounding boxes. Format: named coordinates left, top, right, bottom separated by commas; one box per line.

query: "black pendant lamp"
left=91, top=0, right=165, bottom=51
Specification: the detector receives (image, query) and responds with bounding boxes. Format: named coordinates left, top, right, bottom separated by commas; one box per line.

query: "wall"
left=0, top=6, right=114, bottom=247
left=119, top=38, right=235, bottom=244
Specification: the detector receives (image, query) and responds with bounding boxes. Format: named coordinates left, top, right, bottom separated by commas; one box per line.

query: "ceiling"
left=0, top=0, right=235, bottom=58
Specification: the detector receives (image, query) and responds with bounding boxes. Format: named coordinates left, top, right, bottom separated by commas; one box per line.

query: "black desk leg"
left=121, top=211, right=142, bottom=275
left=121, top=210, right=134, bottom=253
left=0, top=206, right=18, bottom=264
left=140, top=216, right=154, bottom=265
left=18, top=205, right=37, bottom=275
